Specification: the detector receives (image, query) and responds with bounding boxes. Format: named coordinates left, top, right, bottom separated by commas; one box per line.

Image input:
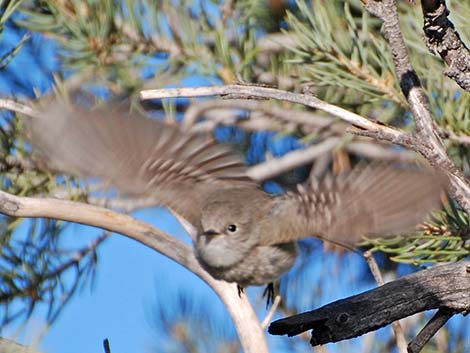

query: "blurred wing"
left=260, top=164, right=446, bottom=247
left=29, top=102, right=257, bottom=225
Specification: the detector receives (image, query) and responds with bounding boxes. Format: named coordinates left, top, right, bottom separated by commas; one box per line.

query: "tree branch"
left=364, top=0, right=470, bottom=214
left=182, top=98, right=342, bottom=131
left=421, top=0, right=470, bottom=91
left=407, top=308, right=454, bottom=353
left=246, top=137, right=341, bottom=181
left=0, top=338, right=42, bottom=353
left=0, top=99, right=38, bottom=118
left=438, top=126, right=470, bottom=145
left=268, top=262, right=470, bottom=350
left=0, top=190, right=268, bottom=353
left=364, top=251, right=407, bottom=353
left=140, top=83, right=470, bottom=213
left=140, top=84, right=408, bottom=145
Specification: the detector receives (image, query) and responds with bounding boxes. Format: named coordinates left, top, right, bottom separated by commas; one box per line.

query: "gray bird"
left=29, top=102, right=446, bottom=287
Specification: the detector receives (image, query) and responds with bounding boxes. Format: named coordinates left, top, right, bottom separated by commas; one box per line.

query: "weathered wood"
left=407, top=308, right=454, bottom=353
left=269, top=262, right=470, bottom=347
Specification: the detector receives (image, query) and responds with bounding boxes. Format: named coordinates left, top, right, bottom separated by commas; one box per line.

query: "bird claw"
left=237, top=284, right=245, bottom=297
left=263, top=282, right=275, bottom=308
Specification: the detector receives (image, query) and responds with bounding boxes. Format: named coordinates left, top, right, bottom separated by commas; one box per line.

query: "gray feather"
left=29, top=102, right=256, bottom=225
left=260, top=164, right=447, bottom=246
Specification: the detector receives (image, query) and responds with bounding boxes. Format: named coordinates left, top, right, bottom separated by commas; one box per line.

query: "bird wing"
left=29, top=102, right=257, bottom=226
left=259, top=164, right=446, bottom=247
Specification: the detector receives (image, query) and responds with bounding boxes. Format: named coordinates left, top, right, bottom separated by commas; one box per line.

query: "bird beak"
left=203, top=229, right=220, bottom=237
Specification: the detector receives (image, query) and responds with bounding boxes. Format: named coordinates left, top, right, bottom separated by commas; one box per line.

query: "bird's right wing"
left=29, top=102, right=258, bottom=226
left=259, top=164, right=447, bottom=247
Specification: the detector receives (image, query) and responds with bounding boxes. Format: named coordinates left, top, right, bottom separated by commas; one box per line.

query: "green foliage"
left=0, top=0, right=97, bottom=330
left=0, top=0, right=29, bottom=68
left=0, top=110, right=104, bottom=327
left=287, top=1, right=402, bottom=101
left=17, top=0, right=269, bottom=88
left=365, top=201, right=470, bottom=265
left=286, top=0, right=470, bottom=136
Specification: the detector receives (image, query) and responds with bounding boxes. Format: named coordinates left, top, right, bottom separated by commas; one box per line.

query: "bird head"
left=195, top=188, right=265, bottom=269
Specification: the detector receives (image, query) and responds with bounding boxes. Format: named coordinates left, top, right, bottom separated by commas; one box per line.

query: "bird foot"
left=263, top=282, right=275, bottom=308
left=237, top=284, right=245, bottom=297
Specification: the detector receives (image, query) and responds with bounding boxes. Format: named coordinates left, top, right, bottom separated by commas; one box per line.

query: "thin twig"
left=246, top=137, right=341, bottom=181
left=185, top=101, right=415, bottom=164
left=0, top=231, right=109, bottom=302
left=438, top=126, right=470, bottom=145
left=363, top=251, right=385, bottom=286
left=0, top=99, right=38, bottom=118
left=0, top=155, right=37, bottom=172
left=363, top=251, right=408, bottom=353
left=261, top=295, right=282, bottom=330
left=221, top=0, right=236, bottom=22
left=346, top=141, right=418, bottom=163
left=183, top=98, right=341, bottom=131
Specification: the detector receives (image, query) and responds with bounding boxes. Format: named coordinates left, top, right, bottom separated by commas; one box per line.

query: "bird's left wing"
left=259, top=164, right=447, bottom=247
left=28, top=101, right=258, bottom=226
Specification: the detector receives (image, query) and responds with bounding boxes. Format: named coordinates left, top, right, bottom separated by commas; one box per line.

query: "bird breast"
left=197, top=242, right=298, bottom=287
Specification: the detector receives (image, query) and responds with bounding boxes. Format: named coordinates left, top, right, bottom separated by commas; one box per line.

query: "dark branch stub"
left=269, top=262, right=470, bottom=352
left=103, top=338, right=111, bottom=353
left=407, top=308, right=454, bottom=353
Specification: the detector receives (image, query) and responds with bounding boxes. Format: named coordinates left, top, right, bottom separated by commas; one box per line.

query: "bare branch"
left=140, top=84, right=408, bottom=145
left=407, top=308, right=454, bottom=353
left=0, top=99, right=38, bottom=118
left=87, top=195, right=160, bottom=213
left=182, top=98, right=342, bottom=131
left=184, top=100, right=416, bottom=165
left=193, top=109, right=290, bottom=132
left=247, top=137, right=340, bottom=181
left=345, top=141, right=418, bottom=163
left=0, top=155, right=37, bottom=172
left=421, top=0, right=470, bottom=91
left=364, top=251, right=407, bottom=353
left=438, top=126, right=470, bottom=145
left=140, top=83, right=470, bottom=213
left=261, top=295, right=282, bottom=330
left=0, top=190, right=268, bottom=353
left=268, top=262, right=469, bottom=348
left=0, top=338, right=42, bottom=353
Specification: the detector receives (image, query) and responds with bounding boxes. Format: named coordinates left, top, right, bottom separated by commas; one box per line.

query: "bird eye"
left=227, top=224, right=237, bottom=233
